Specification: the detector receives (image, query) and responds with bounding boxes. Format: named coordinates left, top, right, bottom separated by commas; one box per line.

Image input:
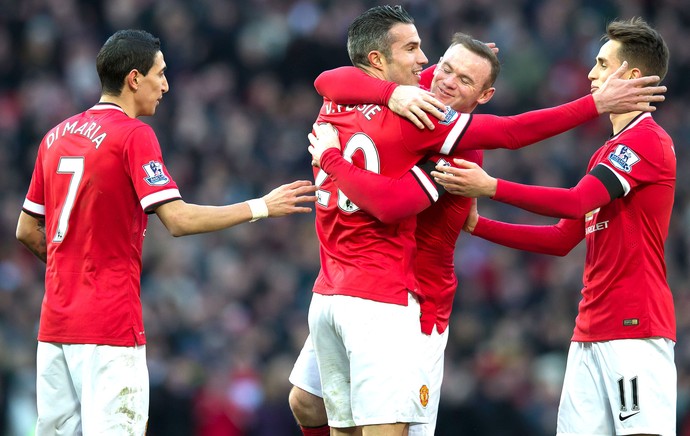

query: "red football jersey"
left=22, top=103, right=181, bottom=346
left=575, top=113, right=676, bottom=341
left=311, top=98, right=480, bottom=305
left=416, top=151, right=482, bottom=334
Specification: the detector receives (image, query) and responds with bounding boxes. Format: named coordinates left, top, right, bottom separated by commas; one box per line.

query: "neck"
left=359, top=65, right=387, bottom=81
left=609, top=111, right=642, bottom=135
left=99, top=94, right=136, bottom=118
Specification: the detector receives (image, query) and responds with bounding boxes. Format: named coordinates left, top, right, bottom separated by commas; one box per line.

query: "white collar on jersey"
left=90, top=102, right=125, bottom=112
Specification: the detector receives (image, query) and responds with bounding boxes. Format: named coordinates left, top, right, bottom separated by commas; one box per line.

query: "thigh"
left=409, top=327, right=448, bottom=436
left=289, top=334, right=323, bottom=397
left=35, top=342, right=82, bottom=436
left=65, top=344, right=149, bottom=436
left=309, top=293, right=354, bottom=428
left=557, top=341, right=611, bottom=436
left=597, top=338, right=676, bottom=436
left=343, top=294, right=429, bottom=427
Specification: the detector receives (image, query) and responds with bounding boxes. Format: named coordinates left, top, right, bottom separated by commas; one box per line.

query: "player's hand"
left=463, top=198, right=479, bottom=234
left=388, top=85, right=446, bottom=130
left=431, top=159, right=497, bottom=198
left=592, top=61, right=666, bottom=114
left=485, top=42, right=499, bottom=55
left=263, top=180, right=317, bottom=217
left=308, top=122, right=340, bottom=168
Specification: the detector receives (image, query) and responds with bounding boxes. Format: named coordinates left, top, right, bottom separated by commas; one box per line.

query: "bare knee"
left=288, top=385, right=328, bottom=427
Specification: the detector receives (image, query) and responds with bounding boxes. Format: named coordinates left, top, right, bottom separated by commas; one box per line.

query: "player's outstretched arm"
left=442, top=64, right=663, bottom=154
left=16, top=211, right=47, bottom=263
left=592, top=61, right=666, bottom=114
left=154, top=181, right=317, bottom=237
left=433, top=159, right=619, bottom=219
left=471, top=214, right=584, bottom=257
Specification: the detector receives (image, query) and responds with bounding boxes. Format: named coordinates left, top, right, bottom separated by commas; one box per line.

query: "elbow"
left=375, top=210, right=396, bottom=224
left=554, top=248, right=571, bottom=257
left=165, top=221, right=191, bottom=237
left=16, top=222, right=32, bottom=246
left=553, top=242, right=579, bottom=257
left=16, top=228, right=27, bottom=245
left=375, top=201, right=428, bottom=224
left=375, top=210, right=411, bottom=224
left=168, top=228, right=186, bottom=238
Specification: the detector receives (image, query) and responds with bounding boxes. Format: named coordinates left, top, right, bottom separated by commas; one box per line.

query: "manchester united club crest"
left=419, top=385, right=429, bottom=408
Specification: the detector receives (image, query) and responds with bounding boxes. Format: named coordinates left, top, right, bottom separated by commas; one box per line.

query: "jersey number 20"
left=314, top=132, right=379, bottom=213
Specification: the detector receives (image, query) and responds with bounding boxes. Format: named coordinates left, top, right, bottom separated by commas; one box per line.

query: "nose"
left=418, top=49, right=428, bottom=65
left=162, top=77, right=169, bottom=94
left=442, top=74, right=457, bottom=89
left=587, top=65, right=596, bottom=82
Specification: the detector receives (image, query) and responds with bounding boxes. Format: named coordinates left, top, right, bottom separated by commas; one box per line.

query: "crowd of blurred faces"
left=1, top=1, right=689, bottom=435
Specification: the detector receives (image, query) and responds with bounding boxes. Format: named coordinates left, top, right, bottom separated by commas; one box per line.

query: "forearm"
left=16, top=211, right=47, bottom=263
left=493, top=173, right=612, bottom=219
left=314, top=66, right=396, bottom=105
left=472, top=216, right=583, bottom=256
left=458, top=95, right=598, bottom=151
left=321, top=149, right=435, bottom=223
left=155, top=200, right=253, bottom=236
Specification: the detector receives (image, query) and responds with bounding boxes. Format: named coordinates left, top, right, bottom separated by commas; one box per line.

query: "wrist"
left=489, top=178, right=499, bottom=198
left=246, top=198, right=269, bottom=222
left=320, top=148, right=341, bottom=172
left=591, top=92, right=605, bottom=115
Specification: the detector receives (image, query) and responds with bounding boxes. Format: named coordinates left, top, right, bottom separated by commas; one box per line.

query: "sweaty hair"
left=449, top=32, right=501, bottom=88
left=604, top=17, right=669, bottom=82
left=347, top=5, right=414, bottom=68
left=96, top=29, right=161, bottom=96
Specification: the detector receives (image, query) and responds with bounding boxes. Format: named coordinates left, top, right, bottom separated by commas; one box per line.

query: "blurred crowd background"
left=0, top=0, right=688, bottom=435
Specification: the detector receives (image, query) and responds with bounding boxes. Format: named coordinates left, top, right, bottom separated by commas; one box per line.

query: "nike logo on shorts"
left=619, top=411, right=640, bottom=421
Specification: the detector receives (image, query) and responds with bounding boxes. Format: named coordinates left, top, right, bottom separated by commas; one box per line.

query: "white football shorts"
left=36, top=341, right=149, bottom=436
left=289, top=334, right=322, bottom=397
left=308, top=292, right=430, bottom=428
left=409, top=325, right=449, bottom=436
left=557, top=337, right=676, bottom=436
left=290, top=324, right=449, bottom=435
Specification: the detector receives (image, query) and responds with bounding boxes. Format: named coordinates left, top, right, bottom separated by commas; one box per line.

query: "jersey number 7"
left=54, top=156, right=84, bottom=242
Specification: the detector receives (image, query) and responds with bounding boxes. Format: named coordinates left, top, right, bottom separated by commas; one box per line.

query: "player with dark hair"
left=300, top=4, right=667, bottom=434
left=15, top=29, right=316, bottom=435
left=434, top=17, right=675, bottom=436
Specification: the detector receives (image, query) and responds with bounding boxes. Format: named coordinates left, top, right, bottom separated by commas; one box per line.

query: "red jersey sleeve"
left=319, top=148, right=437, bottom=223
left=400, top=95, right=599, bottom=155
left=314, top=66, right=398, bottom=106
left=492, top=173, right=612, bottom=219
left=472, top=216, right=584, bottom=256
left=123, top=125, right=181, bottom=213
